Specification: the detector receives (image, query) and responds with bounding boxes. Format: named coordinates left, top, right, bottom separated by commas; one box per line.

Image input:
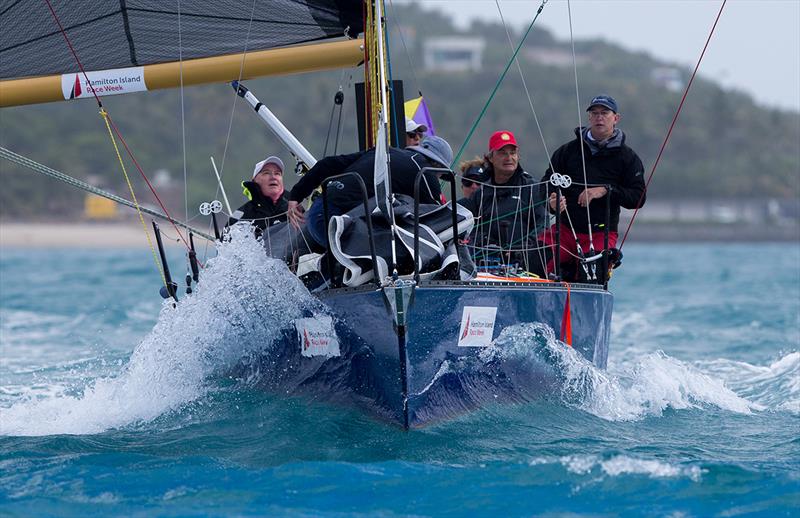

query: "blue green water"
left=1, top=240, right=798, bottom=516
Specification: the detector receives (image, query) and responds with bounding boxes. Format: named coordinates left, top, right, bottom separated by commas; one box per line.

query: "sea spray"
left=696, top=351, right=800, bottom=414
left=0, top=228, right=320, bottom=436
left=460, top=323, right=763, bottom=421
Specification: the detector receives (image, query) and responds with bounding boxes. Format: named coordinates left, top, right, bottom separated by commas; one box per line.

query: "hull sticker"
left=457, top=306, right=497, bottom=347
left=295, top=315, right=340, bottom=358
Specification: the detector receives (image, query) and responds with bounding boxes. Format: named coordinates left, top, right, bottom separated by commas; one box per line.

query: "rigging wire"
left=0, top=147, right=213, bottom=241
left=217, top=0, right=258, bottom=193
left=452, top=0, right=549, bottom=168
left=178, top=0, right=188, bottom=225
left=566, top=0, right=592, bottom=241
left=386, top=0, right=422, bottom=99
left=494, top=0, right=550, bottom=272
left=42, top=0, right=192, bottom=256
left=201, top=0, right=258, bottom=260
left=619, top=0, right=728, bottom=250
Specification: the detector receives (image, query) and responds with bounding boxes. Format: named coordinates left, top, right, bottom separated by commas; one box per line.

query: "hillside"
left=0, top=2, right=798, bottom=221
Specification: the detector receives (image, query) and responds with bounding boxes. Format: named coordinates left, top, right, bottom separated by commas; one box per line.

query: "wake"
left=418, top=322, right=789, bottom=422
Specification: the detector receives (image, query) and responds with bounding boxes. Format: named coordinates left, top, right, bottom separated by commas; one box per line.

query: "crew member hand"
left=577, top=186, right=608, bottom=207
left=548, top=192, right=567, bottom=213
left=287, top=200, right=305, bottom=229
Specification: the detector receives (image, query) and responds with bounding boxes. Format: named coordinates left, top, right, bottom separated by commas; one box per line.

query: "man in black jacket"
left=460, top=130, right=552, bottom=275
left=541, top=94, right=646, bottom=279
left=227, top=155, right=289, bottom=233
left=287, top=136, right=450, bottom=247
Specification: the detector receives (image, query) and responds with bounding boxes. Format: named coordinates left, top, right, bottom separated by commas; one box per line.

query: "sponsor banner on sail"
left=457, top=306, right=497, bottom=347
left=295, top=315, right=341, bottom=358
left=61, top=67, right=147, bottom=100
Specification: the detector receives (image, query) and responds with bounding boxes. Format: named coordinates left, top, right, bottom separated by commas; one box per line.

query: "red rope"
left=43, top=0, right=191, bottom=252
left=619, top=0, right=727, bottom=250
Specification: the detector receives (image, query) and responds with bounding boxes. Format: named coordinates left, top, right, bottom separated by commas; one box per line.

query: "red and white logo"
left=457, top=306, right=497, bottom=347
left=61, top=66, right=146, bottom=101
left=295, top=316, right=340, bottom=358
left=69, top=75, right=82, bottom=99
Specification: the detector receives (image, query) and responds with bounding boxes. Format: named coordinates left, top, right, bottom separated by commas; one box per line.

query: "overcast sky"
left=402, top=0, right=800, bottom=112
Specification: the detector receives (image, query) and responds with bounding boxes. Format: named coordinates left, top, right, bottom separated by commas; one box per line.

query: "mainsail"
left=0, top=1, right=364, bottom=106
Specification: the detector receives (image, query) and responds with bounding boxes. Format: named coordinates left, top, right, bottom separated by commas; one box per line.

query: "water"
left=1, top=237, right=798, bottom=516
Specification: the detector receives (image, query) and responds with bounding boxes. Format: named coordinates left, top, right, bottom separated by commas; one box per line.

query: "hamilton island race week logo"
left=61, top=67, right=147, bottom=101
left=457, top=306, right=497, bottom=347
left=295, top=316, right=340, bottom=358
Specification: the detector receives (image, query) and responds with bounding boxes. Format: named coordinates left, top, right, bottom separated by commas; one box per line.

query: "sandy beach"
left=0, top=222, right=188, bottom=248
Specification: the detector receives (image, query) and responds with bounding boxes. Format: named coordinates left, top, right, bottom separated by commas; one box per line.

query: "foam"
left=696, top=351, right=799, bottom=414
left=558, top=454, right=703, bottom=481
left=0, top=227, right=319, bottom=436
left=478, top=322, right=759, bottom=421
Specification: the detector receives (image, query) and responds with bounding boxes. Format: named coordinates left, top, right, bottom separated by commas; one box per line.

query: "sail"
left=0, top=1, right=363, bottom=80
left=0, top=1, right=364, bottom=106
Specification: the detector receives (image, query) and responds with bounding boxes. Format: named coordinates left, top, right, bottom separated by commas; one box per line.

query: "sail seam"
left=0, top=11, right=120, bottom=55
left=119, top=0, right=138, bottom=66
left=0, top=0, right=22, bottom=18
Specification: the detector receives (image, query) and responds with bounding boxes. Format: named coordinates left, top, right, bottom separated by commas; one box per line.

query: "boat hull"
left=246, top=281, right=612, bottom=428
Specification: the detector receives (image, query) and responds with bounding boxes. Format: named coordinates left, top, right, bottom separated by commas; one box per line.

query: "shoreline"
left=0, top=222, right=797, bottom=248
left=0, top=222, right=187, bottom=248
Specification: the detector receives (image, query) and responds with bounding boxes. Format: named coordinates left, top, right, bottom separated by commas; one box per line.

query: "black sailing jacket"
left=288, top=147, right=442, bottom=211
left=227, top=181, right=289, bottom=232
left=459, top=164, right=548, bottom=255
left=542, top=127, right=646, bottom=233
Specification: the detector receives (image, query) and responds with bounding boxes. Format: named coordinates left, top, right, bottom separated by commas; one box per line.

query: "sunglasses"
left=406, top=131, right=424, bottom=138
left=461, top=179, right=475, bottom=188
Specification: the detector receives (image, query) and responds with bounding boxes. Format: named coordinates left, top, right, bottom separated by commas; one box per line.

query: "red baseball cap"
left=488, top=130, right=518, bottom=152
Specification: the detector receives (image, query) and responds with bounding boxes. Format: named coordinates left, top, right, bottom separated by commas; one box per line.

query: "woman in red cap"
left=459, top=130, right=554, bottom=276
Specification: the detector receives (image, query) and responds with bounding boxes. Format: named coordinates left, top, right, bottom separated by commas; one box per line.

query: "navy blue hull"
left=247, top=281, right=612, bottom=428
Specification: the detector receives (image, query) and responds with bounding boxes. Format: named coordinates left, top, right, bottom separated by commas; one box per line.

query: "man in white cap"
left=405, top=117, right=428, bottom=148
left=227, top=155, right=289, bottom=233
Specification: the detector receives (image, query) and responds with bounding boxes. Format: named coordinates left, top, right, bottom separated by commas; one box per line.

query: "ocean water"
left=1, top=236, right=798, bottom=516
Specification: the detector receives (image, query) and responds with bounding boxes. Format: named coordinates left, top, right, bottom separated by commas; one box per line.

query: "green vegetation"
left=1, top=3, right=797, bottom=220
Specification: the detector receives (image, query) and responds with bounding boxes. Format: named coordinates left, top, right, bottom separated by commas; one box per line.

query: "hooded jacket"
left=227, top=180, right=289, bottom=232
left=542, top=127, right=646, bottom=233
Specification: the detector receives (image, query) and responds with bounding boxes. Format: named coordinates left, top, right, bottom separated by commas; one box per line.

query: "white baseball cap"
left=405, top=117, right=428, bottom=133
left=252, top=156, right=284, bottom=178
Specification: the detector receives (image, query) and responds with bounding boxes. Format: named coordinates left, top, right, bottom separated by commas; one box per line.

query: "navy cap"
left=586, top=94, right=618, bottom=113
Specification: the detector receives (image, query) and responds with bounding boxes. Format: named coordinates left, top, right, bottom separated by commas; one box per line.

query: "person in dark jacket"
left=458, top=156, right=488, bottom=198
left=541, top=94, right=646, bottom=279
left=287, top=135, right=450, bottom=247
left=459, top=130, right=553, bottom=275
left=227, top=155, right=289, bottom=233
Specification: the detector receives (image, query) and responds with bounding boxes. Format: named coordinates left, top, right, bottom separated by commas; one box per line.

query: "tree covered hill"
left=0, top=2, right=797, bottom=220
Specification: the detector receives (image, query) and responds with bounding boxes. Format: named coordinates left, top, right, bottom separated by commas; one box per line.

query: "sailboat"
left=0, top=1, right=613, bottom=429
